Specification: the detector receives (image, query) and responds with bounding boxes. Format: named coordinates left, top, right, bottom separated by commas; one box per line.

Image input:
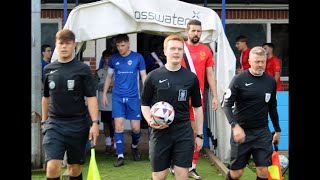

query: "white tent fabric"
left=51, top=0, right=235, bottom=163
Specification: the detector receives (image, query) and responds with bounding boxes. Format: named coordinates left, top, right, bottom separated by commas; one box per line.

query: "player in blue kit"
left=102, top=34, right=147, bottom=167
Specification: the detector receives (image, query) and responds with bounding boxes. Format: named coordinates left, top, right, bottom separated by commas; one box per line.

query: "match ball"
left=150, top=101, right=175, bottom=126
left=279, top=155, right=289, bottom=171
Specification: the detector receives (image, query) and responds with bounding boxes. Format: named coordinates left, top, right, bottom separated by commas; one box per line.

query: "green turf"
left=247, top=158, right=289, bottom=180
left=32, top=151, right=229, bottom=180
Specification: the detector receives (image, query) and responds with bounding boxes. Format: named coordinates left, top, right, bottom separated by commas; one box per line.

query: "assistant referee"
left=222, top=46, right=281, bottom=180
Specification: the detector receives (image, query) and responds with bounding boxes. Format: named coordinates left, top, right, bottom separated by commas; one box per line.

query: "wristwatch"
left=40, top=120, right=46, bottom=125
left=196, top=134, right=204, bottom=139
left=92, top=120, right=100, bottom=125
left=231, top=122, right=238, bottom=128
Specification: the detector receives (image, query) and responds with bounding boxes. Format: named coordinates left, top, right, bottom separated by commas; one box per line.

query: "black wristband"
left=40, top=120, right=46, bottom=125
left=196, top=134, right=204, bottom=139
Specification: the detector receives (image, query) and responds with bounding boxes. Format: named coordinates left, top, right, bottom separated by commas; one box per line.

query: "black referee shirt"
left=141, top=66, right=202, bottom=123
left=43, top=58, right=96, bottom=121
left=222, top=70, right=281, bottom=132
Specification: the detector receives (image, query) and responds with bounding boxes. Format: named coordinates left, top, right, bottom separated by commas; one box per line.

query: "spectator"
left=145, top=42, right=166, bottom=74
left=235, top=35, right=251, bottom=74
left=41, top=44, right=52, bottom=82
left=262, top=43, right=283, bottom=91
left=95, top=49, right=116, bottom=154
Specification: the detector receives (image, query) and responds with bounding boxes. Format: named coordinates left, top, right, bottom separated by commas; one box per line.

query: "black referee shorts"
left=42, top=118, right=90, bottom=165
left=149, top=120, right=194, bottom=172
left=230, top=126, right=273, bottom=170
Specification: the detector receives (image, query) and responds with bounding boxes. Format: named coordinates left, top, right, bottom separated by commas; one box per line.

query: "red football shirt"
left=265, top=56, right=283, bottom=91
left=181, top=42, right=214, bottom=120
left=238, top=48, right=251, bottom=70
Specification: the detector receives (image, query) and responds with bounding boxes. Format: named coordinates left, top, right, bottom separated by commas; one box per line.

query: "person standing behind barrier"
left=141, top=34, right=203, bottom=180
left=235, top=35, right=251, bottom=75
left=102, top=34, right=147, bottom=167
left=176, top=19, right=218, bottom=180
left=41, top=29, right=100, bottom=180
left=95, top=49, right=116, bottom=154
left=145, top=42, right=166, bottom=74
left=222, top=46, right=281, bottom=180
left=41, top=44, right=52, bottom=82
left=262, top=43, right=283, bottom=91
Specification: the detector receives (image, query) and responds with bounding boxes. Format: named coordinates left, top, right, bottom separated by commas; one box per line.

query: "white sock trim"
left=118, top=154, right=124, bottom=158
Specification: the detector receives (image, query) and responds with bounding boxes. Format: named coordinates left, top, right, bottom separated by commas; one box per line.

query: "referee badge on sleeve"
left=265, top=93, right=271, bottom=102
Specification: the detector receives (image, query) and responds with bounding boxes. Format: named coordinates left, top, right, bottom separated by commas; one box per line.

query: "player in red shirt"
left=235, top=35, right=251, bottom=74
left=174, top=19, right=218, bottom=179
left=263, top=43, right=283, bottom=91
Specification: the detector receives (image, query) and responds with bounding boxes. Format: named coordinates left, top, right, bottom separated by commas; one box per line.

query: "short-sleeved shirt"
left=238, top=48, right=251, bottom=70
left=43, top=58, right=96, bottom=121
left=181, top=42, right=214, bottom=120
left=265, top=56, right=282, bottom=91
left=181, top=42, right=214, bottom=98
left=95, top=68, right=112, bottom=111
left=42, top=59, right=50, bottom=81
left=108, top=51, right=146, bottom=98
left=141, top=66, right=202, bottom=123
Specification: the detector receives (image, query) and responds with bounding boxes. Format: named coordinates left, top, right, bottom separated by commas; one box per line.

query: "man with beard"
left=169, top=19, right=218, bottom=180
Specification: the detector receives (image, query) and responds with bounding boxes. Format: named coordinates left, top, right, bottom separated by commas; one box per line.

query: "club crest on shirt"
left=178, top=89, right=187, bottom=101
left=67, top=80, right=75, bottom=90
left=200, top=51, right=206, bottom=60
left=127, top=60, right=133, bottom=66
left=265, top=93, right=271, bottom=102
left=49, top=81, right=55, bottom=89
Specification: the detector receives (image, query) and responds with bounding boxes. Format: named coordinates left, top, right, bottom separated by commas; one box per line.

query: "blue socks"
left=114, top=132, right=124, bottom=156
left=131, top=130, right=141, bottom=147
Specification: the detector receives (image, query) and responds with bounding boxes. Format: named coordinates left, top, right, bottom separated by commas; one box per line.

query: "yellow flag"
left=87, top=148, right=101, bottom=180
left=268, top=165, right=280, bottom=180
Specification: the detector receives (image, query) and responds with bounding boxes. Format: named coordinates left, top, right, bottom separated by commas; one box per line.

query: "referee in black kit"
left=222, top=46, right=281, bottom=180
left=41, top=29, right=99, bottom=180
